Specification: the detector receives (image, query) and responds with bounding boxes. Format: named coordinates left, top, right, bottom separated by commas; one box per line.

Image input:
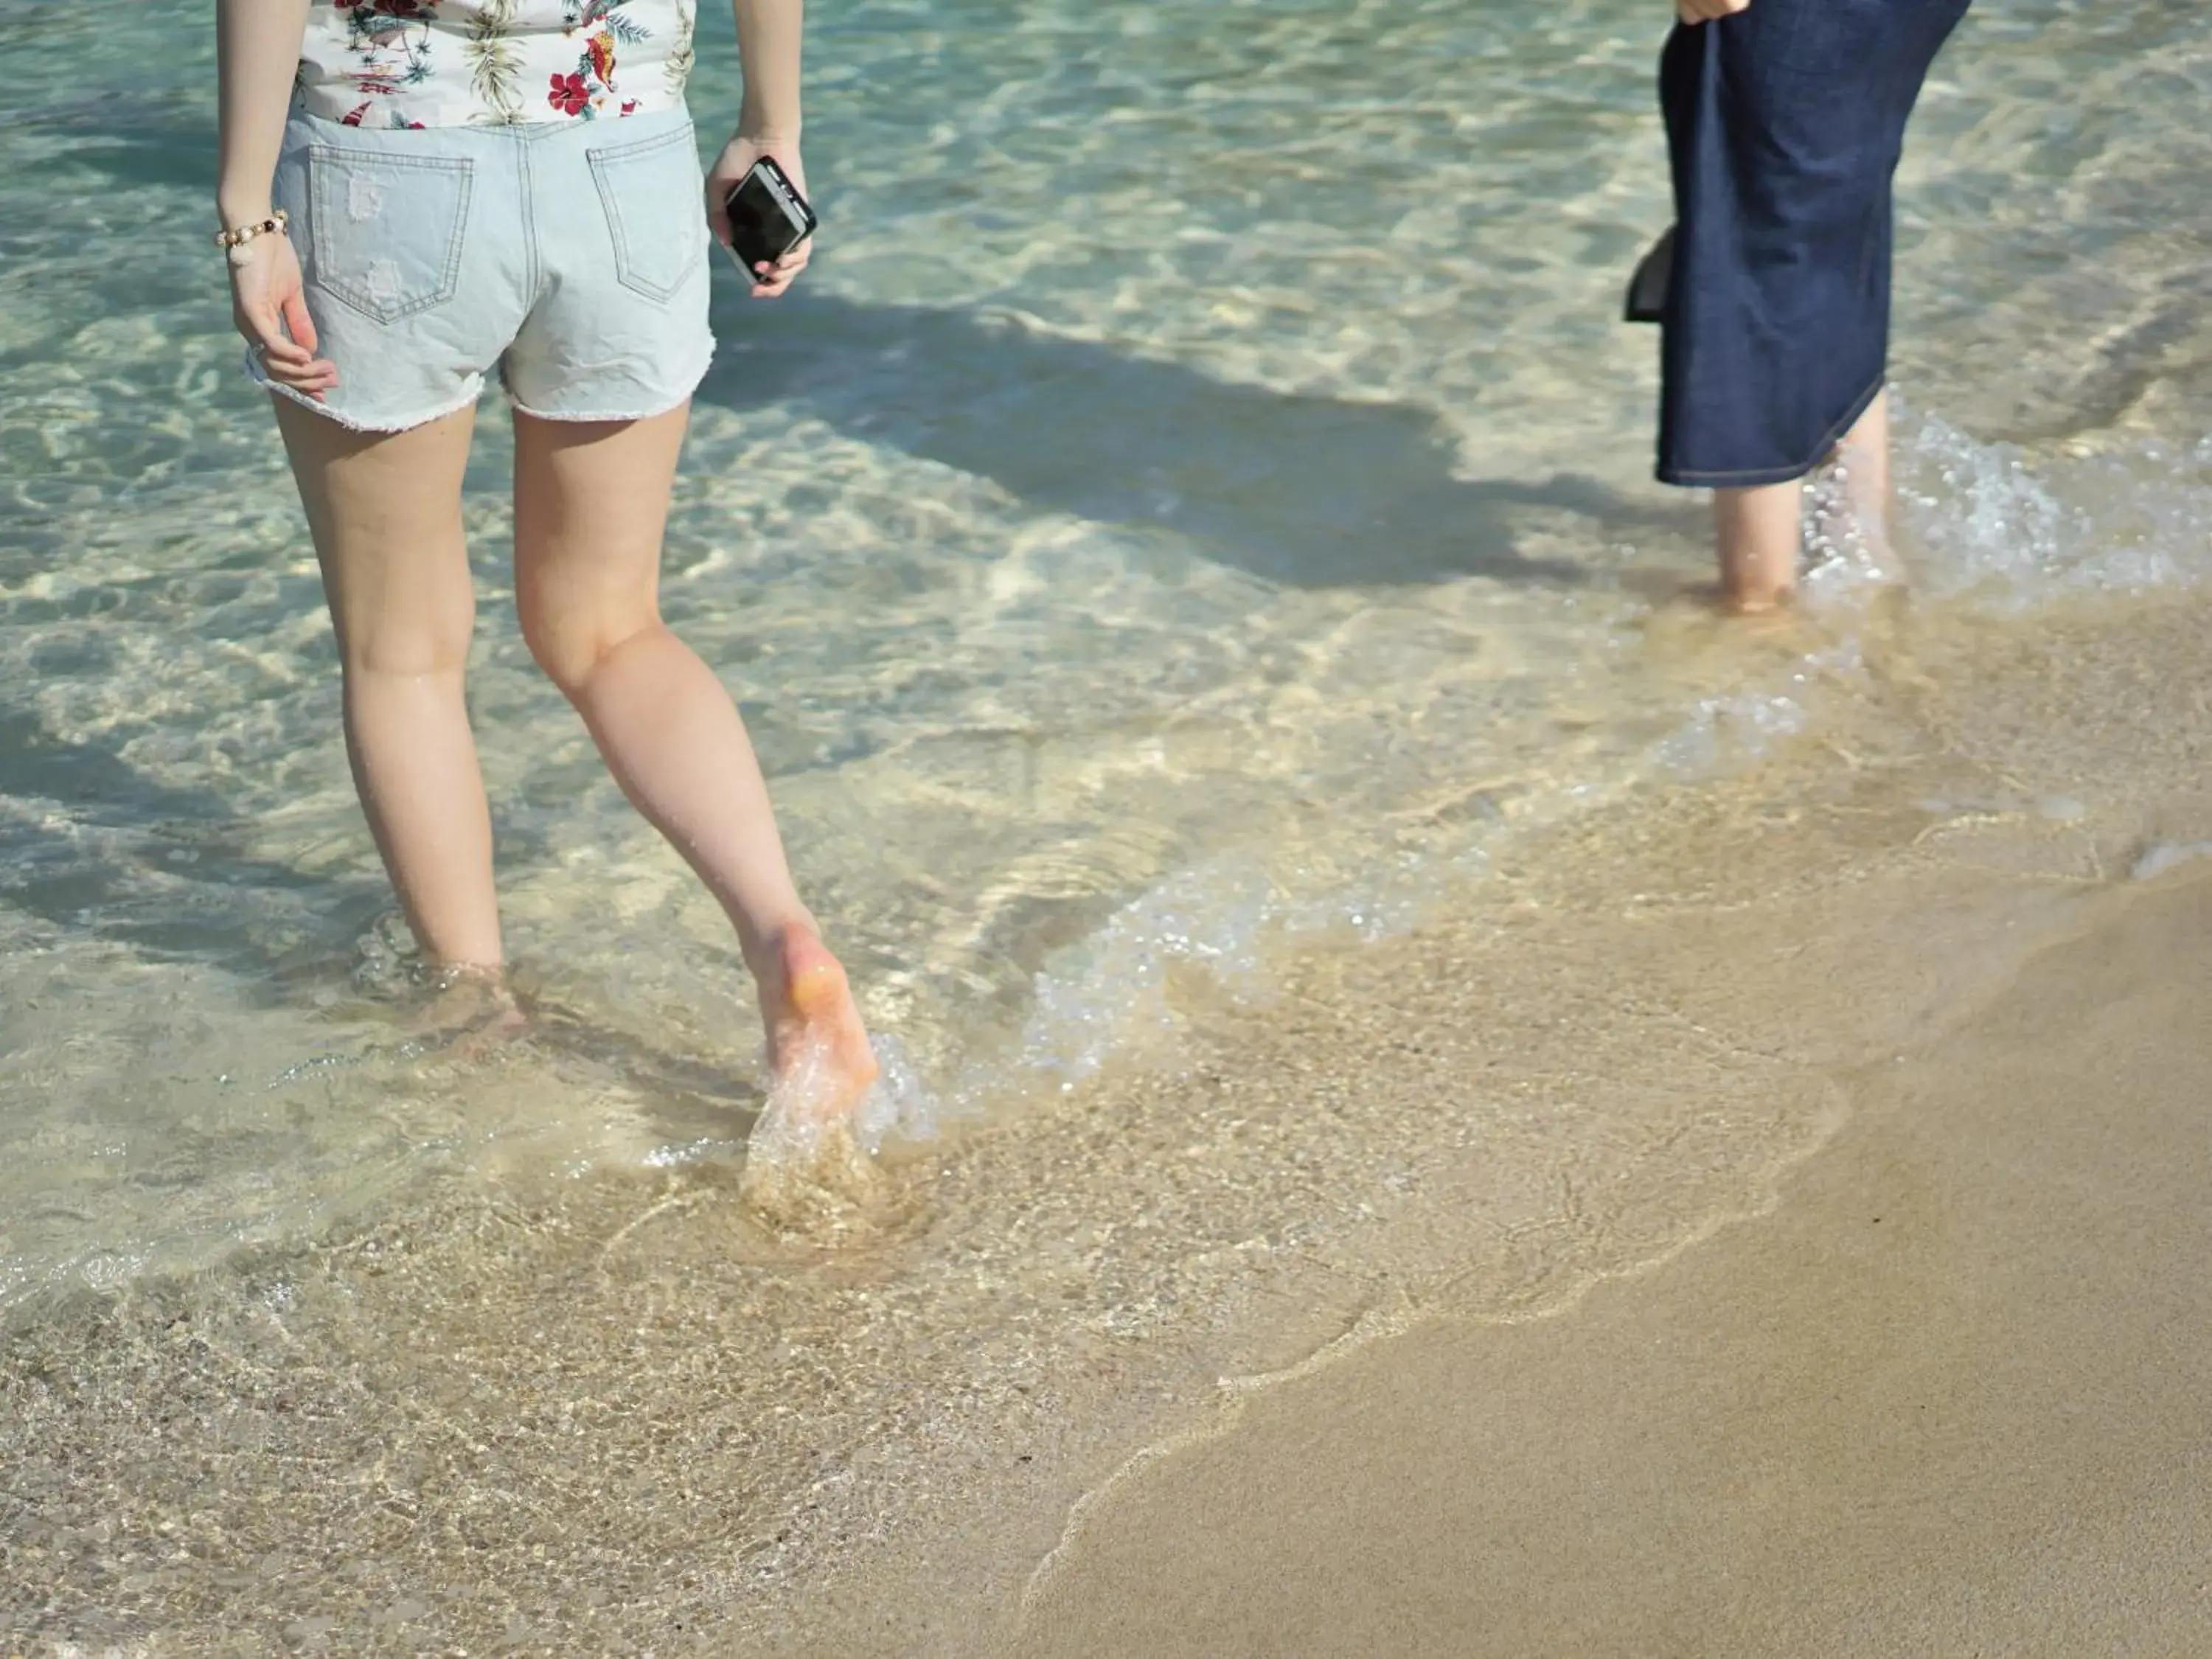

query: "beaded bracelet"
left=215, top=209, right=288, bottom=267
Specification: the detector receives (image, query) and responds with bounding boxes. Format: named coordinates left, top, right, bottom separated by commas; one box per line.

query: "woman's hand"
left=230, top=230, right=337, bottom=400
left=706, top=133, right=813, bottom=299
left=1677, top=0, right=1751, bottom=21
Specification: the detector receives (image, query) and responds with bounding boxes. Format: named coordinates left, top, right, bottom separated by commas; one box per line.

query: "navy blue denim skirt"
left=1655, top=0, right=1969, bottom=487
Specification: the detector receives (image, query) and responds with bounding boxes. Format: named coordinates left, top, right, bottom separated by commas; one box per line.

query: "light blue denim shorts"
left=253, top=105, right=714, bottom=431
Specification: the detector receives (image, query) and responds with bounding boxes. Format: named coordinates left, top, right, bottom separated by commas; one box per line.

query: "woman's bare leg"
left=276, top=400, right=504, bottom=970
left=1712, top=390, right=1891, bottom=613
left=509, top=403, right=876, bottom=1116
left=1833, top=388, right=1892, bottom=552
left=1712, top=477, right=1804, bottom=613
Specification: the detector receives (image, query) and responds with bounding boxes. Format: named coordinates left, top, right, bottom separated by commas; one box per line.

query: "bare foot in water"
left=740, top=928, right=884, bottom=1227
left=755, top=925, right=879, bottom=1129
left=418, top=965, right=527, bottom=1057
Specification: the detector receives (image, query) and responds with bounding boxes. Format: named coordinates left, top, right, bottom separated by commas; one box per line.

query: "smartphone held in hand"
left=724, top=157, right=818, bottom=279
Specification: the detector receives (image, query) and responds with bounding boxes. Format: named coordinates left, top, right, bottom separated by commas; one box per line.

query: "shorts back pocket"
left=306, top=147, right=474, bottom=324
left=588, top=125, right=707, bottom=303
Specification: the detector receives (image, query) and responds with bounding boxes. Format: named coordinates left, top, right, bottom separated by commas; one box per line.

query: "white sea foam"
left=2131, top=842, right=2212, bottom=883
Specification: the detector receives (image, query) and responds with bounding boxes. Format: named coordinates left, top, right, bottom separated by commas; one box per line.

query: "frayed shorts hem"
left=251, top=349, right=715, bottom=434
left=504, top=350, right=714, bottom=425
left=251, top=351, right=487, bottom=434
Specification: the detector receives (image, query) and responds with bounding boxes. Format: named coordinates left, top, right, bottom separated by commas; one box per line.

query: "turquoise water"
left=8, top=0, right=2212, bottom=1301
left=10, top=0, right=2212, bottom=1648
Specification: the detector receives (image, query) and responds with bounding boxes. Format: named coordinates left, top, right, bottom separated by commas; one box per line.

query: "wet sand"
left=7, top=597, right=2212, bottom=1655
left=1015, top=865, right=2212, bottom=1658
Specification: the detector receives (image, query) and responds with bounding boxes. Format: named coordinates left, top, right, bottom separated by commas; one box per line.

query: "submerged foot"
left=1721, top=588, right=1794, bottom=619
left=759, top=926, right=880, bottom=1122
left=740, top=928, right=886, bottom=1230
left=417, top=965, right=527, bottom=1057
left=739, top=929, right=885, bottom=1230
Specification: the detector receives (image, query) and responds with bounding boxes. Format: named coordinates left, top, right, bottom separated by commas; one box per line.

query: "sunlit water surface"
left=5, top=7, right=2212, bottom=1632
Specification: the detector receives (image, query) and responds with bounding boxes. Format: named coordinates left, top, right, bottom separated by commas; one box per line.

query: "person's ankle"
left=1722, top=580, right=1794, bottom=615
left=741, top=912, right=821, bottom=982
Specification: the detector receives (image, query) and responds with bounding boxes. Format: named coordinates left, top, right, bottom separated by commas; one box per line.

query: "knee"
left=338, top=602, right=476, bottom=680
left=516, top=586, right=661, bottom=698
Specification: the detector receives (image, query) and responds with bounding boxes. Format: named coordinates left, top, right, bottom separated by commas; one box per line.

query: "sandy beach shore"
left=1014, top=863, right=2212, bottom=1658
left=9, top=594, right=2211, bottom=1655
left=14, top=3, right=2212, bottom=1650
left=744, top=594, right=2212, bottom=1655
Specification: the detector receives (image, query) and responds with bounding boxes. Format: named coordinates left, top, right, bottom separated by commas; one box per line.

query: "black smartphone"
left=724, top=156, right=818, bottom=280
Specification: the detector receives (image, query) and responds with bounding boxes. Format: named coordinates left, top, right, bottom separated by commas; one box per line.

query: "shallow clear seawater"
left=4, top=0, right=2212, bottom=1312
left=10, top=2, right=2212, bottom=1649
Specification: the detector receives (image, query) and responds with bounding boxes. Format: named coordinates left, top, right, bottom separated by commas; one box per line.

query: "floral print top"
left=296, top=0, right=698, bottom=128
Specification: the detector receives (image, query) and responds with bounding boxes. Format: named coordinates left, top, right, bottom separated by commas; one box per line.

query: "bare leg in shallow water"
left=1711, top=389, right=1891, bottom=613
left=278, top=394, right=876, bottom=1119
left=510, top=403, right=878, bottom=1123
left=277, top=400, right=506, bottom=970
